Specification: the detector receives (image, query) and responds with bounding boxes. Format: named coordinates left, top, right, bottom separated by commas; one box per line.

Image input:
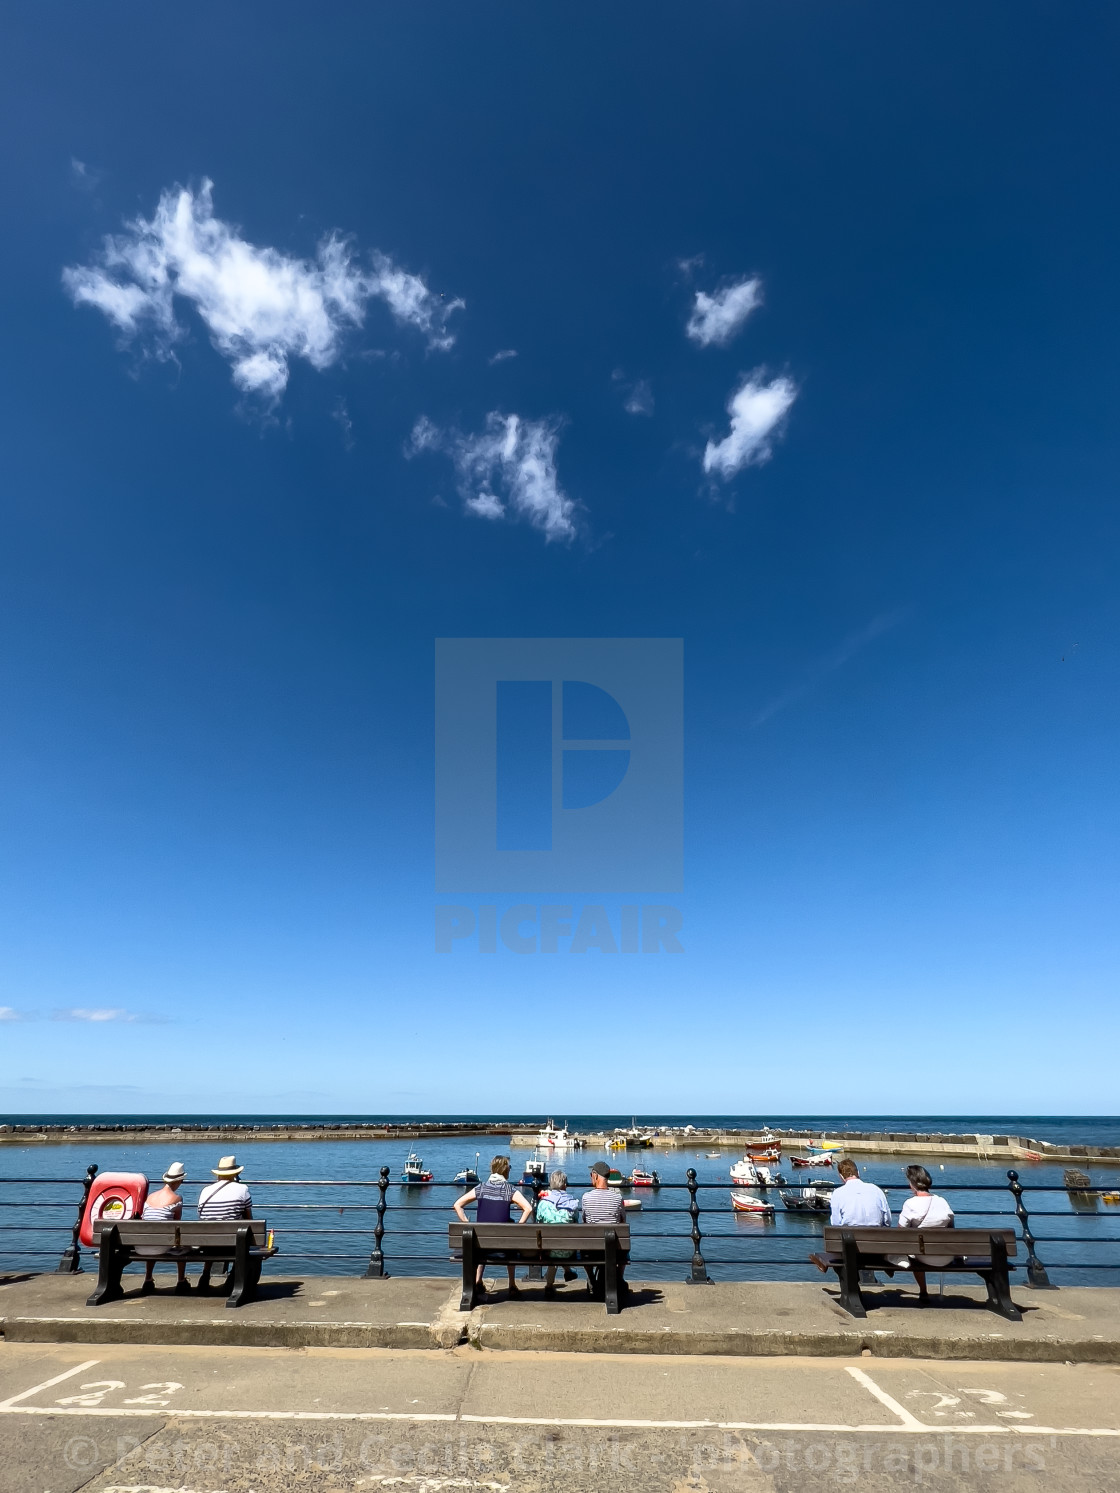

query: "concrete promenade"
left=2, top=1337, right=1119, bottom=1493
left=4, top=1272, right=1120, bottom=1363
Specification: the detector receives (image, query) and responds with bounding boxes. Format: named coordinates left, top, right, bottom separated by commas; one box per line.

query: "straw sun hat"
left=162, top=1162, right=187, bottom=1185
left=211, top=1155, right=244, bottom=1178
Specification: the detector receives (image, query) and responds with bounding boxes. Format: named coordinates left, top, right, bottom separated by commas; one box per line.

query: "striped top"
left=580, top=1186, right=625, bottom=1224
left=142, top=1199, right=182, bottom=1221
left=198, top=1180, right=252, bottom=1219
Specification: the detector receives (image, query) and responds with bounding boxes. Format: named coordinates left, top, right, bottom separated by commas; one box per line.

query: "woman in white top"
left=893, top=1164, right=954, bottom=1304
left=140, top=1162, right=188, bottom=1293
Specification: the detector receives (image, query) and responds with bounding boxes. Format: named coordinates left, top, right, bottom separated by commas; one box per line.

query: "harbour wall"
left=2, top=1121, right=1119, bottom=1165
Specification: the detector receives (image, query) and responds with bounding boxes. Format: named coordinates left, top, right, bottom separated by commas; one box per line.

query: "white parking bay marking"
left=0, top=1359, right=100, bottom=1409
left=844, top=1367, right=927, bottom=1429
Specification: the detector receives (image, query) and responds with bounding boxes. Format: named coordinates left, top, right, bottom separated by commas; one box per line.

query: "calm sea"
left=3, top=1115, right=1117, bottom=1285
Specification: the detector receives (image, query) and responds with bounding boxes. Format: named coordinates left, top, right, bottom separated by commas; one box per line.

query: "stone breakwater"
left=1, top=1120, right=1118, bottom=1165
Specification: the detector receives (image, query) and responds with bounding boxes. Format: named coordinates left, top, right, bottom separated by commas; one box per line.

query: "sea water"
left=1, top=1116, right=1117, bottom=1284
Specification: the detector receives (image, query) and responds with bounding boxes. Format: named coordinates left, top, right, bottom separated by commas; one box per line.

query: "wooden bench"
left=449, top=1222, right=631, bottom=1314
left=821, top=1226, right=1020, bottom=1320
left=89, top=1220, right=277, bottom=1308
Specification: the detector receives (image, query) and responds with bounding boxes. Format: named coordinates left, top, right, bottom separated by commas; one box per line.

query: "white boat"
left=537, top=1120, right=579, bottom=1149
left=730, top=1191, right=775, bottom=1214
left=730, top=1158, right=783, bottom=1188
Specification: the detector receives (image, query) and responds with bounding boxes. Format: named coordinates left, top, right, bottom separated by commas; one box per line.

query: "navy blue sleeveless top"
left=475, top=1178, right=515, bottom=1223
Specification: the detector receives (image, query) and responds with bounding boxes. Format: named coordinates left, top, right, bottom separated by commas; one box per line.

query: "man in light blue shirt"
left=829, top=1158, right=891, bottom=1227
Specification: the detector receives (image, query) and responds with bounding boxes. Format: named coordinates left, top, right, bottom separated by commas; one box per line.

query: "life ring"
left=79, top=1172, right=149, bottom=1246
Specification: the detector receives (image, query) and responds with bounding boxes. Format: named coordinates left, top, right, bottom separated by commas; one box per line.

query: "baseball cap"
left=589, top=1161, right=611, bottom=1178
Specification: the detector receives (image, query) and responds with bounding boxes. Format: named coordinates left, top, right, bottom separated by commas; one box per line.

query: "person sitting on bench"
left=581, top=1161, right=627, bottom=1296
left=197, top=1155, right=252, bottom=1291
left=890, top=1164, right=954, bottom=1305
left=140, top=1161, right=188, bottom=1294
left=810, top=1157, right=890, bottom=1275
left=453, top=1155, right=533, bottom=1298
left=537, top=1168, right=580, bottom=1291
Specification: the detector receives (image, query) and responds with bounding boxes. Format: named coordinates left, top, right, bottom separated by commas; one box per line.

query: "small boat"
left=790, top=1153, right=834, bottom=1169
left=742, top=1128, right=781, bottom=1161
left=520, top=1153, right=549, bottom=1189
left=454, top=1153, right=480, bottom=1188
left=730, top=1190, right=775, bottom=1214
left=607, top=1137, right=627, bottom=1151
left=630, top=1168, right=660, bottom=1188
left=622, top=1196, right=643, bottom=1211
left=780, top=1183, right=836, bottom=1214
left=401, top=1152, right=433, bottom=1184
left=606, top=1168, right=628, bottom=1189
left=705, top=1150, right=723, bottom=1159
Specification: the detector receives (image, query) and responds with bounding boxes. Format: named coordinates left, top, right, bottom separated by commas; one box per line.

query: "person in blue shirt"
left=809, top=1158, right=891, bottom=1276
left=828, top=1158, right=892, bottom=1226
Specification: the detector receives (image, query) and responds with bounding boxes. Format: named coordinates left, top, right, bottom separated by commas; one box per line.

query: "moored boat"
left=538, top=1120, right=580, bottom=1149
left=790, top=1153, right=834, bottom=1168
left=401, top=1152, right=433, bottom=1184
left=454, top=1153, right=480, bottom=1188
left=630, top=1167, right=660, bottom=1187
left=705, top=1150, right=723, bottom=1159
left=606, top=1168, right=628, bottom=1188
left=730, top=1190, right=776, bottom=1214
left=779, top=1183, right=836, bottom=1213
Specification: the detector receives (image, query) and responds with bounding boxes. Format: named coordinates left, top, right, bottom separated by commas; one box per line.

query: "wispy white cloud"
left=488, top=348, right=518, bottom=364
left=0, top=1006, right=25, bottom=1021
left=612, top=369, right=654, bottom=416
left=51, top=1007, right=167, bottom=1024
left=70, top=158, right=101, bottom=192
left=686, top=276, right=762, bottom=348
left=702, top=372, right=797, bottom=481
left=63, top=180, right=462, bottom=406
left=409, top=413, right=579, bottom=542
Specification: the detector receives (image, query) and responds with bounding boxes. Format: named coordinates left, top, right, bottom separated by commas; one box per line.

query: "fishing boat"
left=779, top=1182, right=836, bottom=1214
left=742, top=1128, right=781, bottom=1162
left=790, top=1153, right=834, bottom=1169
left=630, top=1167, right=660, bottom=1188
left=401, top=1152, right=433, bottom=1184
left=729, top=1157, right=785, bottom=1188
left=606, top=1168, right=628, bottom=1189
left=537, top=1120, right=580, bottom=1149
left=520, top=1153, right=549, bottom=1189
left=454, top=1154, right=480, bottom=1187
left=730, top=1191, right=776, bottom=1215
left=607, top=1136, right=627, bottom=1151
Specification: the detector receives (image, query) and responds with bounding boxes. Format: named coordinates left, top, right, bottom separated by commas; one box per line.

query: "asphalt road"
left=2, top=1340, right=1118, bottom=1492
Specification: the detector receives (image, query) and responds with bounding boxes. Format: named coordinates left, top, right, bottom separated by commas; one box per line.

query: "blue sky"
left=0, top=3, right=1117, bottom=1114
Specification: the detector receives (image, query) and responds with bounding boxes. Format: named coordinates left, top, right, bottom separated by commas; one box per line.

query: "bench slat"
left=823, top=1227, right=1016, bottom=1254
left=449, top=1223, right=629, bottom=1249
left=93, top=1220, right=270, bottom=1248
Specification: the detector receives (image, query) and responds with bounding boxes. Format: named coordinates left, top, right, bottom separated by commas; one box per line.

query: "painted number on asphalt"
left=56, top=1380, right=183, bottom=1408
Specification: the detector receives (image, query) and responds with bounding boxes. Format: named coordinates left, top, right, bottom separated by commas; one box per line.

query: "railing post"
left=56, top=1163, right=97, bottom=1274
left=526, top=1176, right=544, bottom=1279
left=363, top=1166, right=391, bottom=1279
left=1007, top=1170, right=1055, bottom=1289
left=684, top=1168, right=712, bottom=1284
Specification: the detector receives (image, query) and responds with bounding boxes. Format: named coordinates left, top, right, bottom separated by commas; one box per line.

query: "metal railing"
left=1, top=1165, right=1118, bottom=1286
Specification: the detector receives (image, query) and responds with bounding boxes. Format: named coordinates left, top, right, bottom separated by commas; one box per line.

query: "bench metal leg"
left=459, top=1229, right=478, bottom=1311
left=836, top=1232, right=866, bottom=1318
left=86, top=1224, right=126, bottom=1306
left=227, top=1227, right=255, bottom=1308
left=603, top=1231, right=622, bottom=1315
left=983, top=1236, right=1022, bottom=1322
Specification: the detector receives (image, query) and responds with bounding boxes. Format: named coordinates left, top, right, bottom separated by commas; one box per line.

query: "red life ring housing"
left=80, top=1172, right=149, bottom=1247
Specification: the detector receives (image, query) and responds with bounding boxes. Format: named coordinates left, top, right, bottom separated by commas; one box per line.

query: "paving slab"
left=467, top=1278, right=1120, bottom=1362
left=3, top=1272, right=1120, bottom=1362
left=0, top=1271, right=455, bottom=1349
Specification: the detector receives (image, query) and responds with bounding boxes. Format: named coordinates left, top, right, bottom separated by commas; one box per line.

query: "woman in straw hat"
left=140, top=1161, right=189, bottom=1293
left=196, top=1156, right=252, bottom=1291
